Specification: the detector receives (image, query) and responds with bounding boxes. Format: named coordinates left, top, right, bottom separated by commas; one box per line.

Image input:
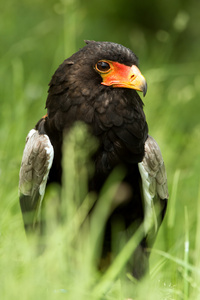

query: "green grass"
left=1, top=0, right=200, bottom=299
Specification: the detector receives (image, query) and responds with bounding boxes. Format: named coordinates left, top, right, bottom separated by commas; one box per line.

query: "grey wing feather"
left=138, top=135, right=168, bottom=236
left=19, top=129, right=54, bottom=230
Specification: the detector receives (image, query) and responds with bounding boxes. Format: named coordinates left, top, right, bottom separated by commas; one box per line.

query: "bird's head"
left=85, top=40, right=147, bottom=97
left=50, top=40, right=147, bottom=97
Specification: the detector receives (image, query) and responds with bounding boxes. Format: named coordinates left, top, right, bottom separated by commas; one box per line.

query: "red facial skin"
left=95, top=60, right=147, bottom=96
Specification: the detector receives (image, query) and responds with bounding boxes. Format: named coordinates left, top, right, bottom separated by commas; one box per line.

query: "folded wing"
left=19, top=129, right=54, bottom=231
left=138, top=135, right=168, bottom=242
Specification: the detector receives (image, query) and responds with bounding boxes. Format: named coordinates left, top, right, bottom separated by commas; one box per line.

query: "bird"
left=19, top=40, right=168, bottom=279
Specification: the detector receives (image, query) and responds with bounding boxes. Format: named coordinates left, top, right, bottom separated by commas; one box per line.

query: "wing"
left=138, top=135, right=168, bottom=241
left=19, top=129, right=54, bottom=231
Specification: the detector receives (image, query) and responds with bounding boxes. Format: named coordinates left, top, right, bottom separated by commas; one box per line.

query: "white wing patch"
left=138, top=136, right=168, bottom=235
left=19, top=129, right=54, bottom=226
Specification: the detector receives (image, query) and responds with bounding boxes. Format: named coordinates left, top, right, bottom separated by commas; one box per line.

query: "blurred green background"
left=1, top=0, right=200, bottom=299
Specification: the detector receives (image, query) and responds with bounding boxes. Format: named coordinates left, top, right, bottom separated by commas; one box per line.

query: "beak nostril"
left=130, top=74, right=135, bottom=80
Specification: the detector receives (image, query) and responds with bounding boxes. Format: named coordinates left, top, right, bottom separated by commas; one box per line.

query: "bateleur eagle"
left=19, top=40, right=168, bottom=279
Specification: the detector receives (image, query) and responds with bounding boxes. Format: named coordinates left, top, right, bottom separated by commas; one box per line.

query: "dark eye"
left=96, top=61, right=111, bottom=72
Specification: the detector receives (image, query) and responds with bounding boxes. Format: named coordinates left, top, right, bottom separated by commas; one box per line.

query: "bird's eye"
left=96, top=61, right=111, bottom=73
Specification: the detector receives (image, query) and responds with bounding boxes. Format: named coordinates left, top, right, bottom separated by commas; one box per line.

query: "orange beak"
left=100, top=61, right=147, bottom=96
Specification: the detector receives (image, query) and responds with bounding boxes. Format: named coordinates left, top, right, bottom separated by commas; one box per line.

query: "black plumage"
left=19, top=40, right=168, bottom=279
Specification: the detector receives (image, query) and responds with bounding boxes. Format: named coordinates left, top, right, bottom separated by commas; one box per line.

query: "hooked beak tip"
left=129, top=65, right=147, bottom=97
left=143, top=81, right=147, bottom=97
